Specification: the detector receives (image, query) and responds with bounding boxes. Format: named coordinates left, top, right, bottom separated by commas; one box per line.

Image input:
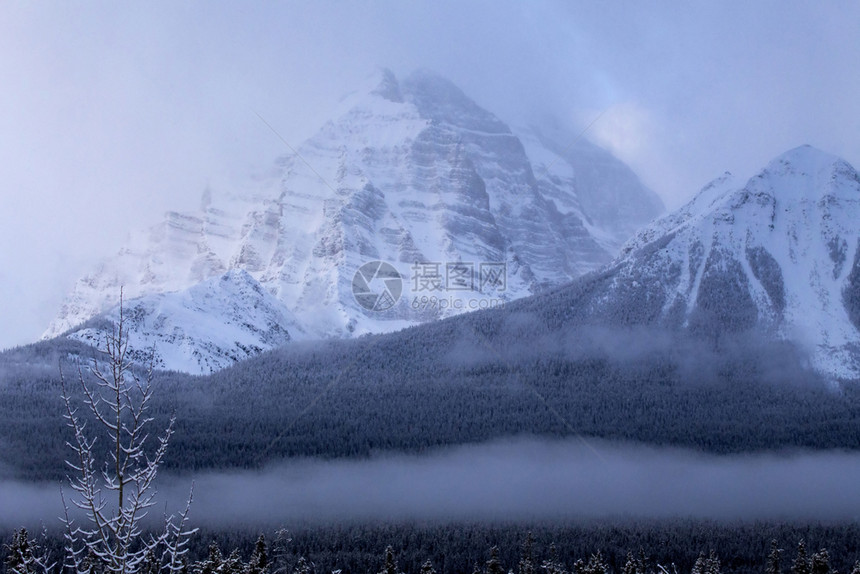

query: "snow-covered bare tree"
left=60, top=289, right=196, bottom=574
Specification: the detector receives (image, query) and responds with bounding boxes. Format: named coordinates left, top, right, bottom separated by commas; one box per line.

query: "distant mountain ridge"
left=510, top=145, right=860, bottom=381
left=45, top=69, right=663, bottom=373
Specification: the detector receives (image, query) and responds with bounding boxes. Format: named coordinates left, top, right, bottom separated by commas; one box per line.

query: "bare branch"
left=58, top=290, right=194, bottom=574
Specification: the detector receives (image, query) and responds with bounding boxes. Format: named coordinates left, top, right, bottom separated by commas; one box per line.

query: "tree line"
left=2, top=331, right=859, bottom=482
left=7, top=525, right=860, bottom=574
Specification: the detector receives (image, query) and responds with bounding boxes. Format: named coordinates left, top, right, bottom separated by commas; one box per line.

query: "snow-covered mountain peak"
left=765, top=144, right=846, bottom=178
left=369, top=68, right=404, bottom=103
left=331, top=68, right=414, bottom=118
left=47, top=69, right=664, bottom=372
left=401, top=70, right=510, bottom=134
left=584, top=145, right=860, bottom=381
left=623, top=146, right=860, bottom=257
left=742, top=145, right=858, bottom=205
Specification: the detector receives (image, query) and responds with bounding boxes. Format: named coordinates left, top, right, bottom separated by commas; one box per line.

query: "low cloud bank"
left=4, top=438, right=860, bottom=528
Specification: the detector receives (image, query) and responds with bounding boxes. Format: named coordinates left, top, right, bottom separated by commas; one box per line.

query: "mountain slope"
left=69, top=270, right=306, bottom=374
left=45, top=69, right=662, bottom=369
left=515, top=124, right=664, bottom=253
left=511, top=145, right=860, bottom=380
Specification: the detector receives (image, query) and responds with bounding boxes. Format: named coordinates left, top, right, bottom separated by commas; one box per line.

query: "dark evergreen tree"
left=542, top=544, right=567, bottom=574
left=82, top=548, right=105, bottom=574
left=811, top=550, right=830, bottom=574
left=638, top=549, right=652, bottom=574
left=5, top=529, right=35, bottom=574
left=195, top=542, right=224, bottom=574
left=271, top=528, right=293, bottom=574
left=486, top=546, right=506, bottom=574
left=520, top=533, right=535, bottom=574
left=585, top=552, right=608, bottom=574
left=705, top=550, right=721, bottom=574
left=766, top=541, right=783, bottom=574
left=421, top=560, right=437, bottom=574
left=380, top=546, right=399, bottom=574
left=293, top=556, right=313, bottom=574
left=623, top=551, right=646, bottom=574
left=140, top=548, right=160, bottom=574
left=691, top=552, right=707, bottom=574
left=793, top=542, right=811, bottom=574
left=223, top=549, right=244, bottom=574
left=249, top=534, right=270, bottom=574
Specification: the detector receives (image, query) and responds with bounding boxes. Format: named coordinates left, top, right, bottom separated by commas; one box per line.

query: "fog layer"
left=4, top=439, right=860, bottom=528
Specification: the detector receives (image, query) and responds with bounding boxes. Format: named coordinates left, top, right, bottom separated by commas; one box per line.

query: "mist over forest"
left=1, top=320, right=858, bottom=484
left=6, top=438, right=860, bottom=530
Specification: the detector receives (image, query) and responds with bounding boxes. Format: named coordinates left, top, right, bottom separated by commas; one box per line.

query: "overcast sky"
left=1, top=1, right=859, bottom=349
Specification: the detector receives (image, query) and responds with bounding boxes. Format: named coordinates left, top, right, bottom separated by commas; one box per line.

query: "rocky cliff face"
left=47, top=69, right=663, bottom=373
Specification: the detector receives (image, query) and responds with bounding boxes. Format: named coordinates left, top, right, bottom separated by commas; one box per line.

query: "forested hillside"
left=1, top=319, right=857, bottom=481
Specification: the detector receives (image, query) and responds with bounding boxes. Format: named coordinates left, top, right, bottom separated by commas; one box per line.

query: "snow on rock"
left=69, top=270, right=306, bottom=374
left=46, top=69, right=662, bottom=372
left=584, top=145, right=860, bottom=381
left=515, top=124, right=664, bottom=253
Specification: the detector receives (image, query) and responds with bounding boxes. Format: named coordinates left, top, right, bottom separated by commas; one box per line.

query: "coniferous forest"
left=0, top=326, right=858, bottom=482
left=6, top=521, right=860, bottom=574
left=3, top=324, right=860, bottom=573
